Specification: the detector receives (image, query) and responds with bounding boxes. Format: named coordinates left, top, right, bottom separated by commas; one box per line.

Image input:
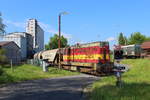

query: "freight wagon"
left=121, top=44, right=141, bottom=58
left=34, top=41, right=113, bottom=75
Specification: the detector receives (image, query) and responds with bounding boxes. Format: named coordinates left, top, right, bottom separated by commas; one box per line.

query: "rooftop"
left=0, top=41, right=12, bottom=46
left=3, top=32, right=31, bottom=38
left=141, top=41, right=150, bottom=49
left=0, top=41, right=20, bottom=48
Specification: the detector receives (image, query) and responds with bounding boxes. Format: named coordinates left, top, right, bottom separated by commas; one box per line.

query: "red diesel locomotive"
left=61, top=41, right=113, bottom=74
left=63, top=42, right=110, bottom=63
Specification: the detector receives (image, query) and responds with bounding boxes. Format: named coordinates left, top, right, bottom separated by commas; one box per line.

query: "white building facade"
left=26, top=19, right=44, bottom=53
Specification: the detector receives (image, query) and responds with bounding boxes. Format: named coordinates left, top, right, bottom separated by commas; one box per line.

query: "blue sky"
left=1, top=0, right=150, bottom=48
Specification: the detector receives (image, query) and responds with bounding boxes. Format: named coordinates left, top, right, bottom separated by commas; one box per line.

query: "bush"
left=0, top=67, right=3, bottom=76
left=0, top=48, right=8, bottom=65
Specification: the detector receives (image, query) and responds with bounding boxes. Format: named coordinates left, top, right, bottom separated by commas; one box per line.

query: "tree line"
left=45, top=34, right=68, bottom=50
left=0, top=12, right=6, bottom=74
left=1, top=12, right=150, bottom=49
left=118, top=32, right=150, bottom=45
left=0, top=13, right=5, bottom=35
left=45, top=32, right=150, bottom=50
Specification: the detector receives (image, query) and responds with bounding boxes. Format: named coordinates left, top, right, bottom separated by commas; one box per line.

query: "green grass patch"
left=0, top=64, right=79, bottom=84
left=91, top=59, right=150, bottom=100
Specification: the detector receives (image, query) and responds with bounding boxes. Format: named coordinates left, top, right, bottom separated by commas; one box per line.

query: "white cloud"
left=4, top=19, right=75, bottom=44
left=39, top=21, right=73, bottom=40
left=4, top=19, right=26, bottom=29
left=106, top=37, right=116, bottom=42
left=39, top=22, right=51, bottom=31
left=4, top=20, right=73, bottom=39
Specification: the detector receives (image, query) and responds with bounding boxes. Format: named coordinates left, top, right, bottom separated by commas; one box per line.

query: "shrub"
left=0, top=67, right=3, bottom=76
left=0, top=48, right=8, bottom=65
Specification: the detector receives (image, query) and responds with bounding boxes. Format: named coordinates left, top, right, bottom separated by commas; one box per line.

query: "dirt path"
left=0, top=74, right=99, bottom=100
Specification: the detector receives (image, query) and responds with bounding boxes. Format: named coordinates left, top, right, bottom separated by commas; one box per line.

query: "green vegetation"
left=0, top=67, right=3, bottom=75
left=118, top=32, right=150, bottom=45
left=45, top=34, right=68, bottom=50
left=91, top=59, right=150, bottom=100
left=0, top=48, right=7, bottom=65
left=0, top=64, right=79, bottom=84
left=128, top=32, right=150, bottom=44
left=118, top=32, right=127, bottom=45
left=0, top=12, right=6, bottom=35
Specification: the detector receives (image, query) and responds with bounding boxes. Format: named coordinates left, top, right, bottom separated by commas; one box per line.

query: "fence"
left=27, top=59, right=43, bottom=67
left=27, top=59, right=50, bottom=72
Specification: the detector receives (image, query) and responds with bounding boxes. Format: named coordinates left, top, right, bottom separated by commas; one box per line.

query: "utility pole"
left=58, top=14, right=61, bottom=69
left=58, top=12, right=68, bottom=69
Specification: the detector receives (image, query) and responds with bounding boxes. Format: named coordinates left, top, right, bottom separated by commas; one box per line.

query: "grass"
left=90, top=59, right=150, bottom=100
left=0, top=64, right=79, bottom=84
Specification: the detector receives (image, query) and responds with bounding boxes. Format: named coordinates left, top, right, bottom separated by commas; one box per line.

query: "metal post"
left=10, top=59, right=13, bottom=72
left=58, top=14, right=61, bottom=69
left=124, top=37, right=127, bottom=45
left=42, top=60, right=47, bottom=72
left=115, top=60, right=122, bottom=87
left=58, top=12, right=68, bottom=69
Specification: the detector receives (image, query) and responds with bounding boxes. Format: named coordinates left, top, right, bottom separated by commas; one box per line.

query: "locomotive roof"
left=71, top=41, right=109, bottom=48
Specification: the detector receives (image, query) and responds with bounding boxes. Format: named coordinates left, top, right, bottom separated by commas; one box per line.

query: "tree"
left=45, top=34, right=68, bottom=50
left=145, top=37, right=150, bottom=41
left=0, top=12, right=6, bottom=35
left=0, top=48, right=7, bottom=65
left=118, top=32, right=127, bottom=45
left=0, top=48, right=5, bottom=75
left=128, top=32, right=147, bottom=44
left=0, top=66, right=3, bottom=75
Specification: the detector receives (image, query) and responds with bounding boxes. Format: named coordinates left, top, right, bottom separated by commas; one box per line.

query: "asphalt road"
left=0, top=74, right=99, bottom=100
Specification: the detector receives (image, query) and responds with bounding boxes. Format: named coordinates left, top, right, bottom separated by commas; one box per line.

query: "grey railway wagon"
left=121, top=44, right=141, bottom=58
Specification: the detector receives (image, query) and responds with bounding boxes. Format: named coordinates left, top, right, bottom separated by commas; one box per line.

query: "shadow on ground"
left=0, top=75, right=98, bottom=100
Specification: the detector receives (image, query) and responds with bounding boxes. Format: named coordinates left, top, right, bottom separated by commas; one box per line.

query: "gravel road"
left=0, top=74, right=99, bottom=100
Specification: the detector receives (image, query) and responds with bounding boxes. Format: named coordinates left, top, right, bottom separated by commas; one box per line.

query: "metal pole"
left=11, top=59, right=13, bottom=72
left=125, top=39, right=127, bottom=45
left=58, top=14, right=61, bottom=69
